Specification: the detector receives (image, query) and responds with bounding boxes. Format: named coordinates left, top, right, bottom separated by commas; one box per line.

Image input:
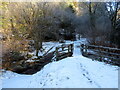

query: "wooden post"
left=68, top=45, right=70, bottom=53
left=55, top=47, right=59, bottom=61
left=62, top=44, right=64, bottom=51
left=98, top=47, right=102, bottom=61
left=85, top=45, right=87, bottom=54
left=81, top=44, right=84, bottom=54
left=107, top=49, right=110, bottom=62
left=71, top=44, right=73, bottom=53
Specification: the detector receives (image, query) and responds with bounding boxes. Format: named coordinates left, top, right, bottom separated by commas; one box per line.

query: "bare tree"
left=107, top=2, right=120, bottom=46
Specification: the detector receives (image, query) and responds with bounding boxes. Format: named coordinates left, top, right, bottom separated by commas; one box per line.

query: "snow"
left=26, top=59, right=35, bottom=63
left=1, top=38, right=118, bottom=88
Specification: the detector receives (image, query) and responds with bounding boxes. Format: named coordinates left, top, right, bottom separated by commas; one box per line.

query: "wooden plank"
left=55, top=44, right=74, bottom=61
left=58, top=49, right=68, bottom=52
left=87, top=45, right=120, bottom=52
left=88, top=49, right=120, bottom=56
left=81, top=44, right=120, bottom=57
left=81, top=44, right=120, bottom=66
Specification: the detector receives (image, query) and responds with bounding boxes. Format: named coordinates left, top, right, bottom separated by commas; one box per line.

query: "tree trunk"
left=35, top=40, right=39, bottom=57
left=89, top=2, right=96, bottom=45
left=36, top=48, right=39, bottom=57
left=110, top=2, right=119, bottom=44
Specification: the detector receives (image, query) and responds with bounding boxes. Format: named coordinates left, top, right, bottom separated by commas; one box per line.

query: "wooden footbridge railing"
left=80, top=44, right=120, bottom=66
left=55, top=44, right=74, bottom=61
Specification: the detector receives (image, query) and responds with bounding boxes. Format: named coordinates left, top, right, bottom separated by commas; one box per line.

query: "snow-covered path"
left=1, top=39, right=118, bottom=88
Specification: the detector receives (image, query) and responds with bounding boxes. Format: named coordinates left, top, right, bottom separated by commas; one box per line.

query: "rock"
left=12, top=65, right=27, bottom=73
left=10, top=52, right=54, bottom=74
left=22, top=69, right=37, bottom=75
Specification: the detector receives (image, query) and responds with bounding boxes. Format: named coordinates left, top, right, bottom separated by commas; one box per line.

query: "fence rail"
left=55, top=44, right=74, bottom=61
left=80, top=44, right=120, bottom=66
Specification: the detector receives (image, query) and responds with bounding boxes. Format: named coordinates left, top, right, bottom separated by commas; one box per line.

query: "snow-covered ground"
left=1, top=38, right=118, bottom=88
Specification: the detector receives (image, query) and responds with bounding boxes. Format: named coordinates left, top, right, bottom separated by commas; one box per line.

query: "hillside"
left=1, top=40, right=118, bottom=88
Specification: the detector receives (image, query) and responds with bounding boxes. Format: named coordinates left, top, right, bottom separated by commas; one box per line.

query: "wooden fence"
left=55, top=44, right=74, bottom=61
left=80, top=44, right=120, bottom=66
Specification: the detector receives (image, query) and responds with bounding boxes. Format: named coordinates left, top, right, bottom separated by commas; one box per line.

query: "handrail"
left=87, top=44, right=120, bottom=51
left=55, top=43, right=74, bottom=61
left=81, top=44, right=120, bottom=56
left=80, top=44, right=120, bottom=65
